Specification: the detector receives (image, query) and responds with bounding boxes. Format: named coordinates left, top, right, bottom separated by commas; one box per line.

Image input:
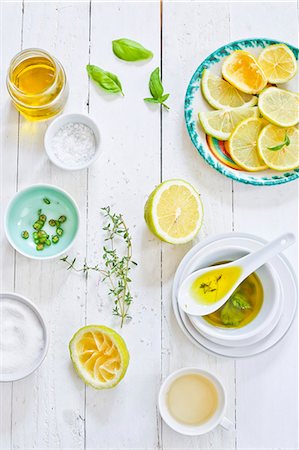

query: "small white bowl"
left=44, top=113, right=101, bottom=170
left=0, top=292, right=49, bottom=382
left=183, top=245, right=281, bottom=345
left=158, top=367, right=232, bottom=436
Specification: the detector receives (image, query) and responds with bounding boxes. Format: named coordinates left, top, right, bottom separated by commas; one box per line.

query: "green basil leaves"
left=267, top=133, right=290, bottom=151
left=86, top=65, right=124, bottom=95
left=112, top=38, right=153, bottom=62
left=144, top=67, right=170, bottom=110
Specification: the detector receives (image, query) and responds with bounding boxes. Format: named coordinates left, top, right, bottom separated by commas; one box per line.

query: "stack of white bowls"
left=172, top=233, right=297, bottom=358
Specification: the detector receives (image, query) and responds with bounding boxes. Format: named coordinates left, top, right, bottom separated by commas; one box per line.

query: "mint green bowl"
left=5, top=185, right=80, bottom=259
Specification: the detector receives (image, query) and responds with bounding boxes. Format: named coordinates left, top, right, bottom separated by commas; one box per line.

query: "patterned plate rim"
left=184, top=37, right=299, bottom=186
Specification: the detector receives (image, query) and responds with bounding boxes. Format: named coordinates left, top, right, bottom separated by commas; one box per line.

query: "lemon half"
left=144, top=179, right=203, bottom=244
left=201, top=69, right=257, bottom=109
left=69, top=325, right=129, bottom=389
left=222, top=50, right=267, bottom=94
left=258, top=124, right=299, bottom=171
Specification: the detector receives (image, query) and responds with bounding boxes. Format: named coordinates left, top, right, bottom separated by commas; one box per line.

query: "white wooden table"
left=1, top=1, right=298, bottom=449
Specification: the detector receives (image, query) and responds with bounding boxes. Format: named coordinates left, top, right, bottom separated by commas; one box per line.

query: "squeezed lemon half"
left=222, top=50, right=267, bottom=94
left=69, top=325, right=129, bottom=389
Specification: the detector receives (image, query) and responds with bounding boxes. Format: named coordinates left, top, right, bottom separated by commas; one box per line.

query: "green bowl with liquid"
left=5, top=184, right=80, bottom=259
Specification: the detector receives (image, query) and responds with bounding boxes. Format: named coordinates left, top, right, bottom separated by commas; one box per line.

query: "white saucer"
left=172, top=233, right=298, bottom=358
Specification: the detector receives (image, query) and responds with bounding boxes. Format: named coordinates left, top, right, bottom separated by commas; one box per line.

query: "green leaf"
left=149, top=67, right=164, bottom=99
left=112, top=38, right=153, bottom=61
left=230, top=293, right=251, bottom=310
left=267, top=133, right=290, bottom=151
left=144, top=97, right=160, bottom=104
left=159, top=93, right=170, bottom=102
left=86, top=64, right=124, bottom=95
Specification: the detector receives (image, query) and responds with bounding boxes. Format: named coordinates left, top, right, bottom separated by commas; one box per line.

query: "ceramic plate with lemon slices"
left=185, top=38, right=299, bottom=186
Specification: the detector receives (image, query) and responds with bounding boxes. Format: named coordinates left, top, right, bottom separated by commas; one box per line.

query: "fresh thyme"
left=61, top=206, right=137, bottom=327
left=199, top=275, right=222, bottom=294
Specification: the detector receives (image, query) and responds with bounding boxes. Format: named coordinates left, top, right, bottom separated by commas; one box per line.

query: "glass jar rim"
left=7, top=48, right=60, bottom=98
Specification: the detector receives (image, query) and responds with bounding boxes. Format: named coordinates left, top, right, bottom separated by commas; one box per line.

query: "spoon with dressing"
left=178, top=233, right=295, bottom=316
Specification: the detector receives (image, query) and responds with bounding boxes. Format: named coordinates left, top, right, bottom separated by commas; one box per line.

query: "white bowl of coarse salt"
left=44, top=113, right=101, bottom=170
left=0, top=292, right=49, bottom=382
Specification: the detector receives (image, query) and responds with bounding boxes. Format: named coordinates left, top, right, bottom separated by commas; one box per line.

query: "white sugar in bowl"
left=44, top=113, right=101, bottom=170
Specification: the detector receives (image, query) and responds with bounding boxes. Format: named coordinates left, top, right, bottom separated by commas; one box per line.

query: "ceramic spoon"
left=178, top=232, right=295, bottom=316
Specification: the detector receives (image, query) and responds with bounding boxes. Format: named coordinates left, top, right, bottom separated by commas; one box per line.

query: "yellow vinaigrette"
left=190, top=266, right=242, bottom=305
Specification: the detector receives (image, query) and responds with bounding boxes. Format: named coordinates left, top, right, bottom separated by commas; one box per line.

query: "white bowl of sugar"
left=44, top=113, right=101, bottom=170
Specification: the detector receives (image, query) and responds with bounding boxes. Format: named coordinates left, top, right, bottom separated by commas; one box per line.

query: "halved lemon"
left=228, top=117, right=268, bottom=171
left=69, top=325, right=129, bottom=389
left=199, top=106, right=259, bottom=140
left=258, top=44, right=297, bottom=84
left=258, top=87, right=299, bottom=127
left=144, top=179, right=203, bottom=244
left=201, top=69, right=257, bottom=109
left=258, top=124, right=299, bottom=171
left=222, top=50, right=267, bottom=94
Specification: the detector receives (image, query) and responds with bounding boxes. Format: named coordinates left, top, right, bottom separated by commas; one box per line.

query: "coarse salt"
left=51, top=122, right=96, bottom=167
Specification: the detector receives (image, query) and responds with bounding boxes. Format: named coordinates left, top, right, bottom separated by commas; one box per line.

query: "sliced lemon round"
left=222, top=50, right=267, bottom=94
left=69, top=325, right=129, bottom=389
left=228, top=117, right=268, bottom=171
left=198, top=106, right=259, bottom=141
left=201, top=69, right=257, bottom=109
left=144, top=179, right=203, bottom=244
left=258, top=44, right=297, bottom=84
left=258, top=124, right=299, bottom=171
left=258, top=87, right=299, bottom=127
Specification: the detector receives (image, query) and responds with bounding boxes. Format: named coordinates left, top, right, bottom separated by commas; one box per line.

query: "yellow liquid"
left=167, top=374, right=218, bottom=425
left=190, top=265, right=242, bottom=305
left=8, top=54, right=67, bottom=120
left=204, top=270, right=264, bottom=328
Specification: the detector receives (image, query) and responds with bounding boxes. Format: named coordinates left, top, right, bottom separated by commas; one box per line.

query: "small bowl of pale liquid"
left=158, top=367, right=232, bottom=436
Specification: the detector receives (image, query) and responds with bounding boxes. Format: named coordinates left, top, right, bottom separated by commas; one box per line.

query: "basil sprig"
left=267, top=133, right=290, bottom=151
left=112, top=38, right=153, bottom=61
left=144, top=67, right=170, bottom=110
left=86, top=64, right=124, bottom=95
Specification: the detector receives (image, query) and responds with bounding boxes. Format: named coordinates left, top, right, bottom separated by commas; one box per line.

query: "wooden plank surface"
left=1, top=1, right=298, bottom=449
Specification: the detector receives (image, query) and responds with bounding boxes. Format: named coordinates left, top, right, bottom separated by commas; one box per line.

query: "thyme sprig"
left=61, top=206, right=137, bottom=327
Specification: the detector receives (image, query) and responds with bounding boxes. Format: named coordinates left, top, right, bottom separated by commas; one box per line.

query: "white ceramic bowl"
left=0, top=292, right=49, bottom=382
left=158, top=367, right=232, bottom=436
left=44, top=113, right=101, bottom=170
left=183, top=245, right=281, bottom=345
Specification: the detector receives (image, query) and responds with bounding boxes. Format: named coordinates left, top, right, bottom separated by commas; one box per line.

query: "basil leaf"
left=144, top=97, right=160, bottom=103
left=86, top=64, right=124, bottom=95
left=267, top=133, right=290, bottom=151
left=230, top=293, right=251, bottom=310
left=159, top=93, right=170, bottom=102
left=112, top=38, right=153, bottom=61
left=149, top=67, right=164, bottom=99
left=145, top=68, right=170, bottom=110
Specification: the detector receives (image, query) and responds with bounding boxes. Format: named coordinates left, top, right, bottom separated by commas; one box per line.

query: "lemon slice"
left=258, top=44, right=297, bottom=84
left=258, top=87, right=299, bottom=127
left=198, top=106, right=259, bottom=140
left=258, top=124, right=299, bottom=171
left=222, top=50, right=267, bottom=94
left=201, top=69, right=258, bottom=109
left=144, top=179, right=203, bottom=244
left=228, top=117, right=268, bottom=171
left=69, top=325, right=129, bottom=389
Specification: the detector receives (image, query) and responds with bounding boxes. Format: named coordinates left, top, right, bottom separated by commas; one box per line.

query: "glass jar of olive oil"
left=7, top=48, right=68, bottom=121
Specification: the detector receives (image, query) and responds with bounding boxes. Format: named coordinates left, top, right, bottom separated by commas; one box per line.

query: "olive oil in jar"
left=7, top=49, right=68, bottom=121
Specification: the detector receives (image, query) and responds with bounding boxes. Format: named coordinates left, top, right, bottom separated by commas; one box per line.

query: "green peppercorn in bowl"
left=5, top=184, right=80, bottom=260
